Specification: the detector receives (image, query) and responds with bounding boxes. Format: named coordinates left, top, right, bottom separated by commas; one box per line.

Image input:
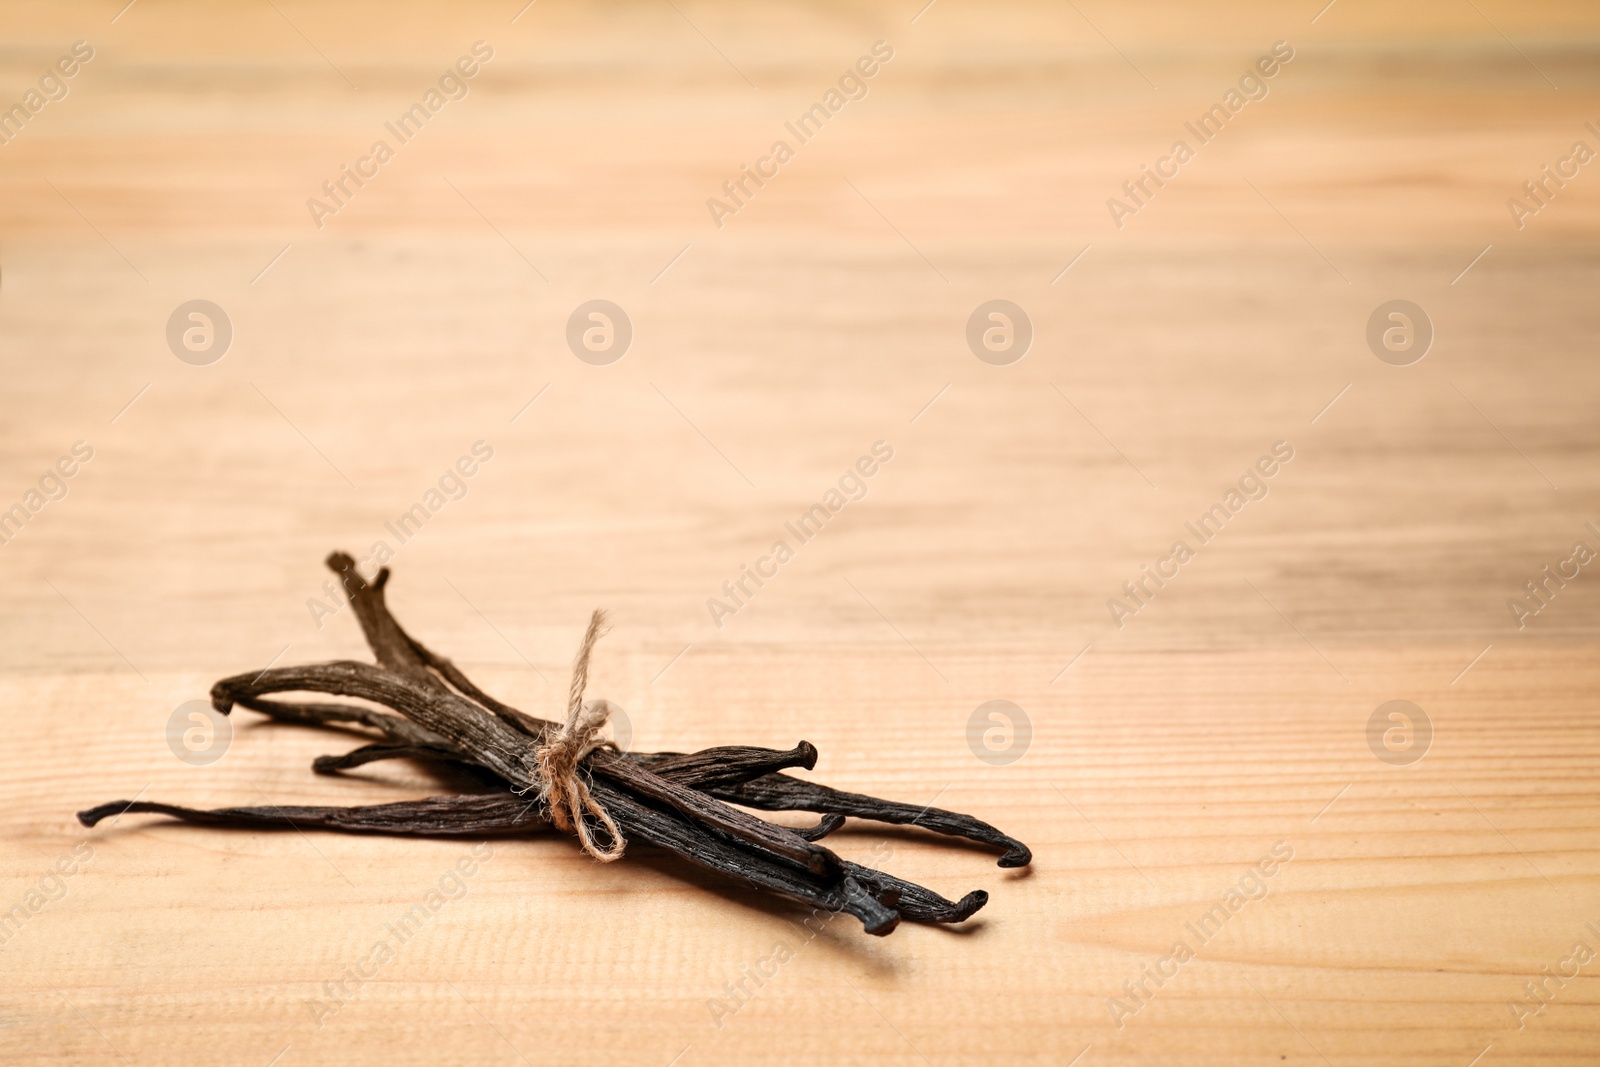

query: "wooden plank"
left=2, top=2, right=1598, bottom=1064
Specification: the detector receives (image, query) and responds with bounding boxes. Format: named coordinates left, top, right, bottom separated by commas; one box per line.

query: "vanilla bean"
left=78, top=794, right=549, bottom=836
left=590, top=749, right=842, bottom=877
left=230, top=695, right=446, bottom=746
left=633, top=742, right=819, bottom=788
left=309, top=742, right=510, bottom=789
left=707, top=773, right=1034, bottom=868
left=796, top=812, right=847, bottom=841
left=79, top=551, right=1032, bottom=935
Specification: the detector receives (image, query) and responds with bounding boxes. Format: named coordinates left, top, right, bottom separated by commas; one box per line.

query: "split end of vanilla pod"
left=78, top=551, right=1033, bottom=936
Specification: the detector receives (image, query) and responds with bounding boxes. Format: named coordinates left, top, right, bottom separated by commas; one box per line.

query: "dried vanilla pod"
left=80, top=552, right=1031, bottom=936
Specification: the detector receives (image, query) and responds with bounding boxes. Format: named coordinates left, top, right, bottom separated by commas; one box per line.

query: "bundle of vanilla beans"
left=79, top=553, right=1030, bottom=936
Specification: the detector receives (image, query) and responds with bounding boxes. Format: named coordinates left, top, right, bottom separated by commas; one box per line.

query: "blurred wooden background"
left=2, top=1, right=1599, bottom=1064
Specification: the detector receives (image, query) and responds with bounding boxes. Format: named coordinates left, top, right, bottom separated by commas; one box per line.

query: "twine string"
left=531, top=609, right=625, bottom=862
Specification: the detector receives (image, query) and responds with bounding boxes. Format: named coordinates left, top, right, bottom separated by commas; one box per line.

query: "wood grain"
left=2, top=2, right=1599, bottom=1064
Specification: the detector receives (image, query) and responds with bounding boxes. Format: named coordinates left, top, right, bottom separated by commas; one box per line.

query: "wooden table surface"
left=3, top=2, right=1599, bottom=1064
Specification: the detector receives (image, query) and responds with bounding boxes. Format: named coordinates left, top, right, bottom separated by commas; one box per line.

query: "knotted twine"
left=529, top=609, right=626, bottom=862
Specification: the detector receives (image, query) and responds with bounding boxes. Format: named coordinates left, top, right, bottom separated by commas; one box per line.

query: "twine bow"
left=531, top=609, right=626, bottom=862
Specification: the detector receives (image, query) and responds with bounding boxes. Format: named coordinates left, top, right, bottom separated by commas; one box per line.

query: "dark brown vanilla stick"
left=79, top=794, right=549, bottom=836
left=233, top=696, right=447, bottom=746
left=705, top=773, right=1034, bottom=868
left=632, top=742, right=820, bottom=788
left=79, top=551, right=1033, bottom=935
left=589, top=749, right=843, bottom=877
